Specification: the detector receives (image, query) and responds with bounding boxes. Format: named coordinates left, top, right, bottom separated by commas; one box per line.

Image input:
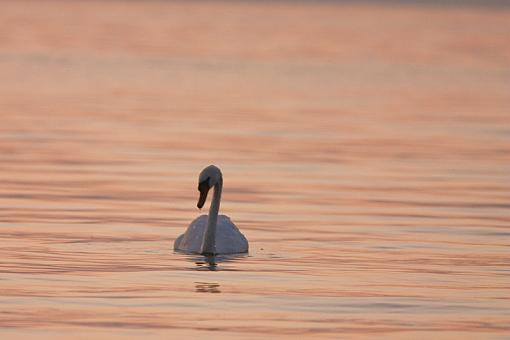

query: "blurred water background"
left=0, top=1, right=509, bottom=339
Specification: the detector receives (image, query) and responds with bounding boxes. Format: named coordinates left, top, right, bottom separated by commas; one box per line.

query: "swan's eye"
left=198, top=178, right=210, bottom=191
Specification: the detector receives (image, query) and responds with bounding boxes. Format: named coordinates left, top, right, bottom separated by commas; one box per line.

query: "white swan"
left=174, top=165, right=249, bottom=255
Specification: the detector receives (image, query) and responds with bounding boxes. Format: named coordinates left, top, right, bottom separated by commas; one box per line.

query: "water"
left=1, top=1, right=509, bottom=339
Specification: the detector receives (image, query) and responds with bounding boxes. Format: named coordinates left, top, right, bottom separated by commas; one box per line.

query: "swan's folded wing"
left=174, top=215, right=208, bottom=253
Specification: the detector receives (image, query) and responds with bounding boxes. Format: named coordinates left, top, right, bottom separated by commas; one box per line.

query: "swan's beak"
left=197, top=180, right=210, bottom=209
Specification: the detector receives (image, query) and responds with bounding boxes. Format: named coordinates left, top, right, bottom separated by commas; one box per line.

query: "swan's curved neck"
left=201, top=175, right=222, bottom=255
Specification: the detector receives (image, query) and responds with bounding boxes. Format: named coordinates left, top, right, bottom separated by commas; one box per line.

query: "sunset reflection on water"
left=0, top=0, right=509, bottom=339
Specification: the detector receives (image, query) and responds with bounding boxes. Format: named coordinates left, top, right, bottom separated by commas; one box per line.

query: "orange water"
left=0, top=1, right=509, bottom=339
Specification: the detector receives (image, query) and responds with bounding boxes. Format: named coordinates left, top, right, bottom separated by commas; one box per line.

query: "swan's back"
left=174, top=215, right=248, bottom=254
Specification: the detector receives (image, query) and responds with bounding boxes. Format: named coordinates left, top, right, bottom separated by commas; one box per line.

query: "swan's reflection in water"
left=178, top=253, right=249, bottom=271
left=195, top=281, right=221, bottom=293
left=195, top=255, right=219, bottom=271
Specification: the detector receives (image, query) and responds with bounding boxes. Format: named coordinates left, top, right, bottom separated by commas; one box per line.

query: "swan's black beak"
left=197, top=180, right=210, bottom=209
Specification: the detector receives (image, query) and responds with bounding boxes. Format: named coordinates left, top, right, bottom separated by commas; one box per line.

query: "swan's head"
left=197, top=165, right=222, bottom=209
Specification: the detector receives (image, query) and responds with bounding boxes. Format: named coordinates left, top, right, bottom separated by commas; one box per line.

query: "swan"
left=174, top=165, right=249, bottom=255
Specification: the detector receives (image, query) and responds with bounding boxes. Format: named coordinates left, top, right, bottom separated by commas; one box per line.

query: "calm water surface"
left=0, top=1, right=509, bottom=339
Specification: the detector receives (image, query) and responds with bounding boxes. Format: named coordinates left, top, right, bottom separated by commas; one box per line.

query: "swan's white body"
left=174, top=165, right=249, bottom=255
left=174, top=215, right=248, bottom=254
